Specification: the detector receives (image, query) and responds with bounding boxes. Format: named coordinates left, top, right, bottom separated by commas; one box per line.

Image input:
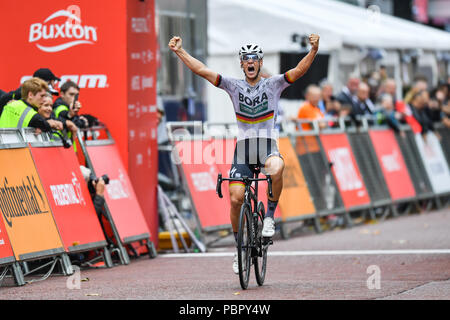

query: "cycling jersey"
left=215, top=73, right=292, bottom=141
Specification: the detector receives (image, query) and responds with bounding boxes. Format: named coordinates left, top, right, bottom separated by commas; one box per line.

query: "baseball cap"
left=33, top=68, right=61, bottom=82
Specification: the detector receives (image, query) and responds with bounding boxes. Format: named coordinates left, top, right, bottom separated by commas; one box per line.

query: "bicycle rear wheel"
left=237, top=203, right=252, bottom=290
left=254, top=201, right=268, bottom=286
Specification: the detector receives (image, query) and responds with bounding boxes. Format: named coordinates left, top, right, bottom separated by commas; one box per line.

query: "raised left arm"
left=285, top=34, right=320, bottom=83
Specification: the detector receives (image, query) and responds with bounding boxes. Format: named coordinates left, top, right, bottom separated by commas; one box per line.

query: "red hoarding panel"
left=320, top=133, right=370, bottom=209
left=86, top=144, right=151, bottom=242
left=0, top=211, right=15, bottom=265
left=0, top=0, right=158, bottom=245
left=0, top=0, right=129, bottom=168
left=176, top=140, right=231, bottom=229
left=369, top=130, right=416, bottom=200
left=30, top=146, right=106, bottom=251
left=126, top=0, right=158, bottom=247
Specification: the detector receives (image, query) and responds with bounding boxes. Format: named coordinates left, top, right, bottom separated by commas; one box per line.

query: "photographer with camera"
left=80, top=166, right=113, bottom=246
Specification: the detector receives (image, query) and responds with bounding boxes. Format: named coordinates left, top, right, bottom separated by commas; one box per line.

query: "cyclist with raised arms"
left=169, top=34, right=319, bottom=274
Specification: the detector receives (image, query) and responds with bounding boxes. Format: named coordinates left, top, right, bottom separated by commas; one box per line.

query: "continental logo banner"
left=0, top=148, right=63, bottom=260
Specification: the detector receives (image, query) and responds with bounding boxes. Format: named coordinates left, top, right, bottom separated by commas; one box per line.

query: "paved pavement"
left=1, top=207, right=449, bottom=301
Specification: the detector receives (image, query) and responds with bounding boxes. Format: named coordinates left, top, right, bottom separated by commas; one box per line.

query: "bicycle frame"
left=216, top=171, right=273, bottom=206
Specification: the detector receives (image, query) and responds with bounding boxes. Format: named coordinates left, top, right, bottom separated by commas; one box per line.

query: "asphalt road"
left=1, top=207, right=449, bottom=301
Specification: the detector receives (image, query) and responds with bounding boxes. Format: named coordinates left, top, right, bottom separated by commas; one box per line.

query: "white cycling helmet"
left=239, top=44, right=264, bottom=60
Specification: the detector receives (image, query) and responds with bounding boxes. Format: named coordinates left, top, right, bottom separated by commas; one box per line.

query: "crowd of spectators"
left=0, top=68, right=99, bottom=139
left=296, top=67, right=450, bottom=137
left=0, top=69, right=109, bottom=266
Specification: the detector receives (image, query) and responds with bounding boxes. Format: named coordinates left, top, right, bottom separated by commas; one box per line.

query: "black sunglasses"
left=241, top=53, right=260, bottom=61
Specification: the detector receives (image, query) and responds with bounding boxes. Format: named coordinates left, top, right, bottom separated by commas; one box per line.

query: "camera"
left=88, top=173, right=110, bottom=194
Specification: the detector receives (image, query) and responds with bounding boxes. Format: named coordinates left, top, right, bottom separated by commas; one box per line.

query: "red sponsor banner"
left=86, top=144, right=151, bottom=242
left=29, top=146, right=107, bottom=251
left=0, top=0, right=158, bottom=245
left=320, top=133, right=370, bottom=209
left=0, top=0, right=128, bottom=165
left=0, top=210, right=15, bottom=265
left=176, top=138, right=281, bottom=231
left=369, top=130, right=416, bottom=200
left=176, top=140, right=231, bottom=229
left=126, top=0, right=158, bottom=247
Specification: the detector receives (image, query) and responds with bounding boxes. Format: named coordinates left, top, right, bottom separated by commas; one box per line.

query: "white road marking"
left=160, top=249, right=450, bottom=258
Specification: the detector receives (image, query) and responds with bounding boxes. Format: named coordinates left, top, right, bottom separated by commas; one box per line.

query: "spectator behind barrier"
left=296, top=84, right=325, bottom=130
left=442, top=103, right=450, bottom=129
left=380, top=78, right=398, bottom=104
left=53, top=80, right=89, bottom=129
left=318, top=80, right=334, bottom=114
left=409, top=90, right=437, bottom=138
left=382, top=78, right=424, bottom=134
left=0, top=68, right=60, bottom=113
left=40, top=92, right=78, bottom=138
left=427, top=82, right=449, bottom=124
left=0, top=77, right=62, bottom=133
left=375, top=93, right=405, bottom=136
left=353, top=82, right=375, bottom=116
left=404, top=76, right=428, bottom=104
left=336, top=77, right=359, bottom=111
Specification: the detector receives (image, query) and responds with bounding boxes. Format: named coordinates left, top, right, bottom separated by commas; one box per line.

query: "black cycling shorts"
left=229, top=138, right=282, bottom=183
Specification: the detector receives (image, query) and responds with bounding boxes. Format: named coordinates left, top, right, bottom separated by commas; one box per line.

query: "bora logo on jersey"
left=239, top=92, right=268, bottom=115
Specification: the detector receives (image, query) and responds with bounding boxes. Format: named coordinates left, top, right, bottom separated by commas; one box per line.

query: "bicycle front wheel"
left=237, top=203, right=252, bottom=290
left=254, top=201, right=268, bottom=286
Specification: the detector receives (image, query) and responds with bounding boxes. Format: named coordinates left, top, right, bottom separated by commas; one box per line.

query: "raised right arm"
left=168, top=36, right=219, bottom=86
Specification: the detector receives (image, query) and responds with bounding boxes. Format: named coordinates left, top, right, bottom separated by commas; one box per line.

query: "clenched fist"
left=168, top=36, right=183, bottom=52
left=309, top=34, right=320, bottom=51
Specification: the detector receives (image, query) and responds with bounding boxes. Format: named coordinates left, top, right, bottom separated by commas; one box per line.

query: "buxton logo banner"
left=28, top=7, right=98, bottom=52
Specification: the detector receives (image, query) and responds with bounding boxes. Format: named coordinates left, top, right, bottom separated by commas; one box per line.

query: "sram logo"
left=20, top=75, right=108, bottom=89
left=29, top=6, right=98, bottom=53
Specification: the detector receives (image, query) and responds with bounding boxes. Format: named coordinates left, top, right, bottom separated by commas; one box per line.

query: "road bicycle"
left=216, top=167, right=273, bottom=289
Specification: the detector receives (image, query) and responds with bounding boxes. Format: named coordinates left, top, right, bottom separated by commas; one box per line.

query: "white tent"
left=206, top=0, right=450, bottom=124
left=208, top=0, right=450, bottom=54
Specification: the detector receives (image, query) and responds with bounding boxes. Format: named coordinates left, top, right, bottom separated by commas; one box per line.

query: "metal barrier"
left=165, top=118, right=449, bottom=247
left=26, top=129, right=113, bottom=270
left=395, top=125, right=435, bottom=205
left=0, top=129, right=68, bottom=286
left=345, top=121, right=394, bottom=219
left=76, top=126, right=157, bottom=263
left=435, top=123, right=450, bottom=165
left=292, top=130, right=349, bottom=227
